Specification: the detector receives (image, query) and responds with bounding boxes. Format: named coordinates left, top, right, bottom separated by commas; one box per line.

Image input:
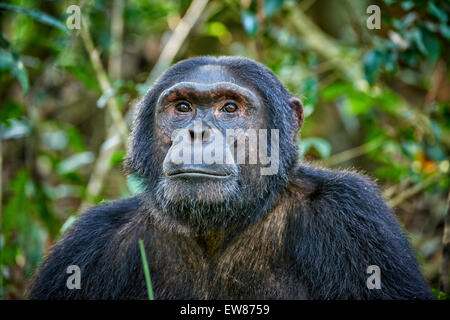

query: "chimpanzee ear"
left=288, top=97, right=304, bottom=132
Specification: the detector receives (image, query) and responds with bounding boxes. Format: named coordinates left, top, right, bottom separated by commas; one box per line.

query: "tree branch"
left=108, top=0, right=124, bottom=81
left=387, top=170, right=447, bottom=208
left=323, top=139, right=383, bottom=167
left=142, top=0, right=209, bottom=88
left=289, top=7, right=363, bottom=83
left=80, top=17, right=129, bottom=145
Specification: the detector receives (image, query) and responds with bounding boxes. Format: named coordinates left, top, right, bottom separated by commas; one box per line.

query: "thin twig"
left=80, top=128, right=121, bottom=210
left=388, top=171, right=447, bottom=208
left=299, top=0, right=317, bottom=12
left=323, top=139, right=383, bottom=167
left=143, top=0, right=209, bottom=88
left=81, top=0, right=125, bottom=208
left=289, top=7, right=363, bottom=83
left=80, top=17, right=129, bottom=145
left=108, top=0, right=124, bottom=80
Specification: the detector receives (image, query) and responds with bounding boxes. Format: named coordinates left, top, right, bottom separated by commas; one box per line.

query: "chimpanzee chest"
left=145, top=226, right=306, bottom=299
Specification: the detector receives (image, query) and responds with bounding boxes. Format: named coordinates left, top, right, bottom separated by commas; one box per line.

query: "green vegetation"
left=0, top=0, right=449, bottom=299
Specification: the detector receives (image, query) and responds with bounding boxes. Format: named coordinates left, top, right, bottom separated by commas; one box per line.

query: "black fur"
left=27, top=56, right=433, bottom=300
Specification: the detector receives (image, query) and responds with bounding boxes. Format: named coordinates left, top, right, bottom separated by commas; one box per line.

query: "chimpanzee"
left=27, top=56, right=433, bottom=299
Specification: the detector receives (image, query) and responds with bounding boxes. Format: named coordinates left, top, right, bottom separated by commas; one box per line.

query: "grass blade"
left=138, top=239, right=154, bottom=300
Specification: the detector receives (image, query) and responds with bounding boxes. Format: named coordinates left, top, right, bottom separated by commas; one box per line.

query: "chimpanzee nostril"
left=189, top=128, right=195, bottom=141
left=188, top=127, right=212, bottom=142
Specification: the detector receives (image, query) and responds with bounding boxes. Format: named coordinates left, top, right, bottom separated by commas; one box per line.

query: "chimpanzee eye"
left=174, top=102, right=192, bottom=113
left=221, top=103, right=238, bottom=113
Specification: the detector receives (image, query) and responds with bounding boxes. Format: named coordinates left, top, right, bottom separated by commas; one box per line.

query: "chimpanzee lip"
left=168, top=169, right=230, bottom=179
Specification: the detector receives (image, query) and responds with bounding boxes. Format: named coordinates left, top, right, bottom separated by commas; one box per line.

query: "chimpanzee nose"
left=188, top=124, right=212, bottom=143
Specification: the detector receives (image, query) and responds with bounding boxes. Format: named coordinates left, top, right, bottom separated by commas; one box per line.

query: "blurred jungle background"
left=0, top=0, right=449, bottom=299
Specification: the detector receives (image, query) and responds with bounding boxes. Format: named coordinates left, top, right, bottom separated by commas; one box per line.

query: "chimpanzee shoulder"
left=27, top=196, right=143, bottom=299
left=287, top=163, right=433, bottom=299
left=293, top=163, right=382, bottom=202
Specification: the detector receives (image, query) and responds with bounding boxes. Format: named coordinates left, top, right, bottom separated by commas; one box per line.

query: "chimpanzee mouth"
left=167, top=169, right=231, bottom=179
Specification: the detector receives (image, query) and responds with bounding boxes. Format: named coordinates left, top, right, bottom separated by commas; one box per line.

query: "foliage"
left=0, top=0, right=449, bottom=299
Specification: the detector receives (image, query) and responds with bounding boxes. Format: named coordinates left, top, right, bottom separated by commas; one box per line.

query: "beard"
left=149, top=168, right=282, bottom=233
left=151, top=175, right=249, bottom=232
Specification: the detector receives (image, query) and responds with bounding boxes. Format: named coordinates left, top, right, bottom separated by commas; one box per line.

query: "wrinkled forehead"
left=180, top=64, right=238, bottom=85
left=155, top=64, right=261, bottom=107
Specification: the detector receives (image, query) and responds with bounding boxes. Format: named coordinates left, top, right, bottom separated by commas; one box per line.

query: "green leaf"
left=205, top=22, right=230, bottom=39
left=42, top=131, right=68, bottom=150
left=302, top=77, right=318, bottom=106
left=0, top=3, right=68, bottom=32
left=264, top=0, right=285, bottom=18
left=401, top=141, right=421, bottom=159
left=2, top=50, right=31, bottom=93
left=57, top=152, right=94, bottom=174
left=241, top=10, right=259, bottom=36
left=0, top=48, right=14, bottom=70
left=0, top=101, right=23, bottom=124
left=0, top=119, right=30, bottom=139
left=401, top=1, right=414, bottom=11
left=432, top=289, right=450, bottom=300
left=419, top=28, right=441, bottom=62
left=60, top=215, right=77, bottom=234
left=62, top=65, right=100, bottom=92
left=299, top=138, right=331, bottom=158
left=430, top=120, right=442, bottom=141
left=66, top=127, right=87, bottom=152
left=363, top=50, right=385, bottom=84
left=426, top=145, right=447, bottom=161
left=344, top=93, right=373, bottom=115
left=109, top=150, right=126, bottom=167
left=139, top=239, right=154, bottom=300
left=428, top=2, right=448, bottom=23
left=440, top=23, right=450, bottom=39
left=11, top=58, right=29, bottom=92
left=127, top=174, right=147, bottom=195
left=321, top=82, right=353, bottom=100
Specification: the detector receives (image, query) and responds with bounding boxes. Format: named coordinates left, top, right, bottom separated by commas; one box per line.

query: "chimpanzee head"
left=126, top=56, right=303, bottom=230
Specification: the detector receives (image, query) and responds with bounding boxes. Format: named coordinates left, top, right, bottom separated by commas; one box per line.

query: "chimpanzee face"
left=153, top=65, right=271, bottom=204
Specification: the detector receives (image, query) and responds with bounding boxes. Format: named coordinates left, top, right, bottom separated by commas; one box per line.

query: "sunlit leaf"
left=60, top=215, right=78, bottom=234
left=321, top=82, right=353, bottom=100
left=42, top=131, right=68, bottom=150
left=66, top=127, right=87, bottom=152
left=0, top=3, right=68, bottom=32
left=11, top=58, right=29, bottom=92
left=0, top=119, right=30, bottom=139
left=205, top=22, right=230, bottom=39
left=241, top=11, right=259, bottom=36
left=264, top=0, right=285, bottom=18
left=57, top=152, right=94, bottom=174
left=401, top=141, right=421, bottom=159
left=302, top=77, right=318, bottom=106
left=0, top=48, right=14, bottom=69
left=401, top=1, right=414, bottom=11
left=428, top=2, right=448, bottom=23
left=109, top=150, right=126, bottom=167
left=127, top=174, right=147, bottom=195
left=299, top=138, right=331, bottom=159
